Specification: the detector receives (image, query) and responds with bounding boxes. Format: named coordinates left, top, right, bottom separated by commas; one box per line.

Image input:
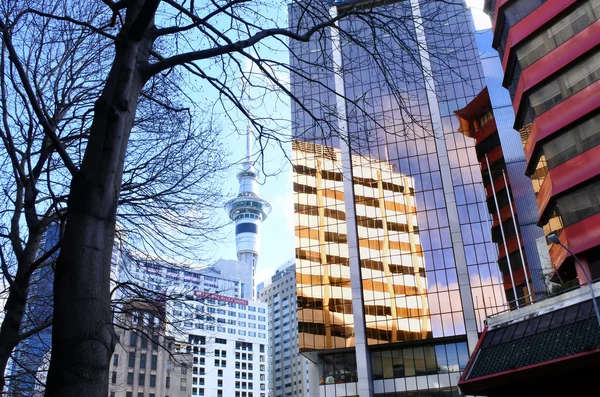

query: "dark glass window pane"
left=371, top=351, right=384, bottom=380
left=392, top=347, right=405, bottom=377
left=564, top=304, right=581, bottom=324
left=457, top=342, right=469, bottom=370
left=550, top=308, right=567, bottom=329
left=500, top=324, right=517, bottom=343
left=536, top=313, right=553, bottom=332
left=129, top=332, right=137, bottom=347
left=513, top=321, right=528, bottom=340
left=434, top=345, right=448, bottom=372
left=524, top=317, right=541, bottom=337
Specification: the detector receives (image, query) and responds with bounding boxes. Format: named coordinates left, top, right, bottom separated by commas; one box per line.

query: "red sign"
left=193, top=291, right=248, bottom=306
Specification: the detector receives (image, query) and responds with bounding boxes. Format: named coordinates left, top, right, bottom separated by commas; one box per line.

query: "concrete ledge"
left=487, top=281, right=600, bottom=329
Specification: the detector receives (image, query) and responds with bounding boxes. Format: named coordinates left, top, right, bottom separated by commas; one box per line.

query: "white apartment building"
left=168, top=293, right=269, bottom=397
left=258, top=261, right=309, bottom=397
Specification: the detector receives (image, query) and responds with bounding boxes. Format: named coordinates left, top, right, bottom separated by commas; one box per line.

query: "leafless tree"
left=0, top=0, right=227, bottom=393
left=0, top=0, right=478, bottom=395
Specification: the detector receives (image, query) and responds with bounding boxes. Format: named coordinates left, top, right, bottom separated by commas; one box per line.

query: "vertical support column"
left=329, top=6, right=374, bottom=397
left=409, top=0, right=480, bottom=354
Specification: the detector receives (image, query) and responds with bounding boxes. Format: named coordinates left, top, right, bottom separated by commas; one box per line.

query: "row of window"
left=534, top=113, right=600, bottom=171
left=125, top=352, right=158, bottom=370
left=555, top=178, right=600, bottom=226
left=508, top=0, right=600, bottom=98
left=522, top=50, right=600, bottom=127
left=495, top=0, right=547, bottom=58
left=191, top=389, right=265, bottom=397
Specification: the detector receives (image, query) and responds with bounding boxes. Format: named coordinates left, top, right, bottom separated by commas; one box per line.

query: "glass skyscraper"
left=290, top=1, right=506, bottom=396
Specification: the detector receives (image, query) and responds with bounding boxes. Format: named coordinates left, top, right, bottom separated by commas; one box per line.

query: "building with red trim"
left=458, top=1, right=600, bottom=395
left=455, top=87, right=545, bottom=307
left=458, top=285, right=600, bottom=397
left=484, top=0, right=600, bottom=285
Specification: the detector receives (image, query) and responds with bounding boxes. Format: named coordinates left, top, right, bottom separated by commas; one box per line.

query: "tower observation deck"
left=224, top=126, right=271, bottom=288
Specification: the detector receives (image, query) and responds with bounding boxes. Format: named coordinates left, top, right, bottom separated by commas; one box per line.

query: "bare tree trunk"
left=44, top=23, right=153, bottom=396
left=0, top=233, right=42, bottom=393
left=0, top=284, right=29, bottom=391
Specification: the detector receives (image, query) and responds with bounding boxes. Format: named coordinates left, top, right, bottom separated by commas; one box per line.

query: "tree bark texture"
left=44, top=5, right=154, bottom=395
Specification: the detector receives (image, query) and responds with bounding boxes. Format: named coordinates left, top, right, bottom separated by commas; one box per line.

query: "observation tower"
left=224, top=126, right=271, bottom=287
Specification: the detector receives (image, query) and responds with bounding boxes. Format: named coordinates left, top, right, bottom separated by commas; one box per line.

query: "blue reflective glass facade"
left=290, top=1, right=505, bottom=396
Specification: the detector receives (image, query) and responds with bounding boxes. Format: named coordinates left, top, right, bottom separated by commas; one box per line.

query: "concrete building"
left=483, top=0, right=600, bottom=285
left=109, top=301, right=193, bottom=397
left=258, top=261, right=309, bottom=397
left=167, top=293, right=269, bottom=397
left=289, top=0, right=509, bottom=395
left=120, top=256, right=249, bottom=301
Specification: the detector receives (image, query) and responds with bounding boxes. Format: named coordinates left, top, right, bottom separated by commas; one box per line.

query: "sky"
left=214, top=1, right=493, bottom=286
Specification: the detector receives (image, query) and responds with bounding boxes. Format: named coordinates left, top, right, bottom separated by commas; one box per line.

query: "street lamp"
left=548, top=233, right=600, bottom=327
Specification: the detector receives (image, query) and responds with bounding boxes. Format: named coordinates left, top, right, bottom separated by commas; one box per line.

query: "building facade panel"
left=485, top=0, right=600, bottom=288
left=290, top=1, right=507, bottom=395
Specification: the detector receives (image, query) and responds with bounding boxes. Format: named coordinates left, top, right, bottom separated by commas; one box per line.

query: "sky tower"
left=224, top=120, right=271, bottom=292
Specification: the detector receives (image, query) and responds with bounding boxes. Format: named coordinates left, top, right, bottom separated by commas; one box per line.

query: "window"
left=181, top=363, right=187, bottom=375
left=556, top=179, right=600, bottom=226
left=128, top=352, right=135, bottom=368
left=138, top=373, right=145, bottom=386
left=151, top=355, right=158, bottom=370
left=126, top=393, right=132, bottom=397
left=140, top=353, right=147, bottom=369
left=113, top=354, right=119, bottom=366
left=129, top=332, right=137, bottom=347
left=150, top=375, right=157, bottom=387
left=127, top=372, right=134, bottom=385
left=138, top=393, right=144, bottom=397
left=180, top=378, right=187, bottom=391
left=111, top=371, right=117, bottom=384
left=166, top=376, right=171, bottom=389
left=539, top=113, right=600, bottom=169
left=525, top=51, right=600, bottom=125
left=515, top=1, right=600, bottom=72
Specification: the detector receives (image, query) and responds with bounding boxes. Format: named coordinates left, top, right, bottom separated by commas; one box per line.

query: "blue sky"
left=213, top=1, right=493, bottom=286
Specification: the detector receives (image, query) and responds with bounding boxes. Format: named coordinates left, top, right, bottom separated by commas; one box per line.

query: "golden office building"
left=294, top=140, right=431, bottom=353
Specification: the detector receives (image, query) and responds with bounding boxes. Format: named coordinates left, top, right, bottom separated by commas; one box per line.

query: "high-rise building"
left=483, top=0, right=600, bottom=285
left=170, top=293, right=269, bottom=397
left=225, top=128, right=272, bottom=295
left=113, top=255, right=270, bottom=397
left=290, top=1, right=507, bottom=396
left=453, top=29, right=549, bottom=307
left=258, top=260, right=309, bottom=397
